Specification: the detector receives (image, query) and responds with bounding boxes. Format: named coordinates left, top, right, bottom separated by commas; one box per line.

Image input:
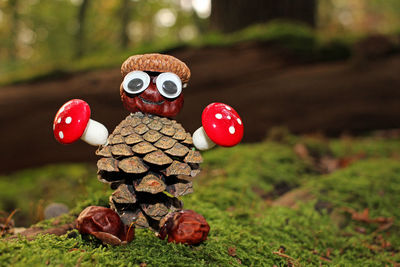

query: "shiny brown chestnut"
left=76, top=206, right=134, bottom=245
left=158, top=210, right=210, bottom=245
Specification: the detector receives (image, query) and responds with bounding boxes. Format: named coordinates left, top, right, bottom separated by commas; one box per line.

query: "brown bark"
left=210, top=0, right=316, bottom=32
left=8, top=0, right=19, bottom=60
left=75, top=0, right=90, bottom=58
left=120, top=0, right=132, bottom=49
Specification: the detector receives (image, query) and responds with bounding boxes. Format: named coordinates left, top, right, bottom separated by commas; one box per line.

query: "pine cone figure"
left=96, top=112, right=202, bottom=231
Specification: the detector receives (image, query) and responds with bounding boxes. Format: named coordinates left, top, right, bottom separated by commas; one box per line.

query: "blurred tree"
left=318, top=0, right=400, bottom=35
left=210, top=0, right=316, bottom=32
left=119, top=0, right=132, bottom=49
left=75, top=0, right=91, bottom=58
left=7, top=0, right=19, bottom=60
left=28, top=0, right=76, bottom=63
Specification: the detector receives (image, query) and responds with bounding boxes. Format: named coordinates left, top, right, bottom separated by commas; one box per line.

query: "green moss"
left=310, top=159, right=400, bottom=220
left=330, top=136, right=400, bottom=158
left=1, top=136, right=400, bottom=266
left=188, top=21, right=352, bottom=62
left=0, top=164, right=110, bottom=226
left=202, top=142, right=311, bottom=196
left=316, top=39, right=352, bottom=61
left=304, top=159, right=400, bottom=265
left=297, top=136, right=333, bottom=158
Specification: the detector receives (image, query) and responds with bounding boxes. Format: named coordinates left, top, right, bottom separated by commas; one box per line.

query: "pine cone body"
left=96, top=112, right=202, bottom=231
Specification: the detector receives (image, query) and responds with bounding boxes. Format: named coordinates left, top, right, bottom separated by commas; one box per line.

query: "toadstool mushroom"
left=53, top=99, right=108, bottom=146
left=193, top=103, right=243, bottom=151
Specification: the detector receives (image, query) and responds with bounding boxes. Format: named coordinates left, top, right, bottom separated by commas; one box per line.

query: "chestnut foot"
left=76, top=206, right=135, bottom=246
left=158, top=210, right=210, bottom=245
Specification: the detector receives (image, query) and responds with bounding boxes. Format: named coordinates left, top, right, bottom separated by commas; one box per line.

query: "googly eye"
left=122, top=71, right=150, bottom=95
left=156, top=72, right=182, bottom=99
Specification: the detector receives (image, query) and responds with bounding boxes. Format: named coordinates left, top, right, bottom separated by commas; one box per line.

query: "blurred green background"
left=1, top=0, right=400, bottom=83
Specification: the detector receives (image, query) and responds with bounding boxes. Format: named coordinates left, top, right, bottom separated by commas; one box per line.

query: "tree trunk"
left=210, top=0, right=316, bottom=33
left=120, top=0, right=132, bottom=49
left=75, top=0, right=90, bottom=58
left=8, top=0, right=19, bottom=60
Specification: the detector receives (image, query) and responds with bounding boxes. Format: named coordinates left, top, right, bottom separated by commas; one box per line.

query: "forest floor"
left=0, top=39, right=400, bottom=173
left=0, top=133, right=400, bottom=266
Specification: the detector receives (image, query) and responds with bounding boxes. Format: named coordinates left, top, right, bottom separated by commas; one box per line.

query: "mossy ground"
left=0, top=134, right=399, bottom=266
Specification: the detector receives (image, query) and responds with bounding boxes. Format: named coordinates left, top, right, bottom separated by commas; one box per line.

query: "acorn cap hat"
left=121, top=53, right=191, bottom=83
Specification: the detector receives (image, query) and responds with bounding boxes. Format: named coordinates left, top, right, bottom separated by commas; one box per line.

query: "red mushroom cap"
left=53, top=99, right=91, bottom=144
left=201, top=102, right=243, bottom=147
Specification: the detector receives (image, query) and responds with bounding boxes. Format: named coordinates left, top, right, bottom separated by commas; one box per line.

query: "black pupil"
left=128, top=78, right=144, bottom=92
left=162, top=80, right=177, bottom=95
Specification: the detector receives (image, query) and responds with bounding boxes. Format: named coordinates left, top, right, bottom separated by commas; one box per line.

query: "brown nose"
left=139, top=80, right=165, bottom=102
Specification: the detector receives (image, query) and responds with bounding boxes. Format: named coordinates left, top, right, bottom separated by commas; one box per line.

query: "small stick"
left=0, top=209, right=18, bottom=236
left=272, top=251, right=301, bottom=267
left=6, top=223, right=75, bottom=241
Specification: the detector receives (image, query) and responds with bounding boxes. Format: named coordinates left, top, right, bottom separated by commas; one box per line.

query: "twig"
left=0, top=209, right=18, bottom=236
left=6, top=223, right=75, bottom=241
left=272, top=251, right=301, bottom=267
left=126, top=222, right=135, bottom=241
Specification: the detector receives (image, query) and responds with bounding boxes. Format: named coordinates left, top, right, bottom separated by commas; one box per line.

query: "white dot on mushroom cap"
left=59, top=106, right=65, bottom=113
left=237, top=118, right=242, bottom=125
left=65, top=117, right=72, bottom=124
left=229, top=126, right=235, bottom=134
left=215, top=113, right=222, bottom=119
left=57, top=118, right=61, bottom=124
left=227, top=115, right=231, bottom=120
left=225, top=105, right=231, bottom=111
left=59, top=131, right=64, bottom=139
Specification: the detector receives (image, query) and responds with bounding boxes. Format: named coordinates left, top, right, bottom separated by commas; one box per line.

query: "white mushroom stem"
left=193, top=126, right=216, bottom=151
left=80, top=119, right=109, bottom=146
